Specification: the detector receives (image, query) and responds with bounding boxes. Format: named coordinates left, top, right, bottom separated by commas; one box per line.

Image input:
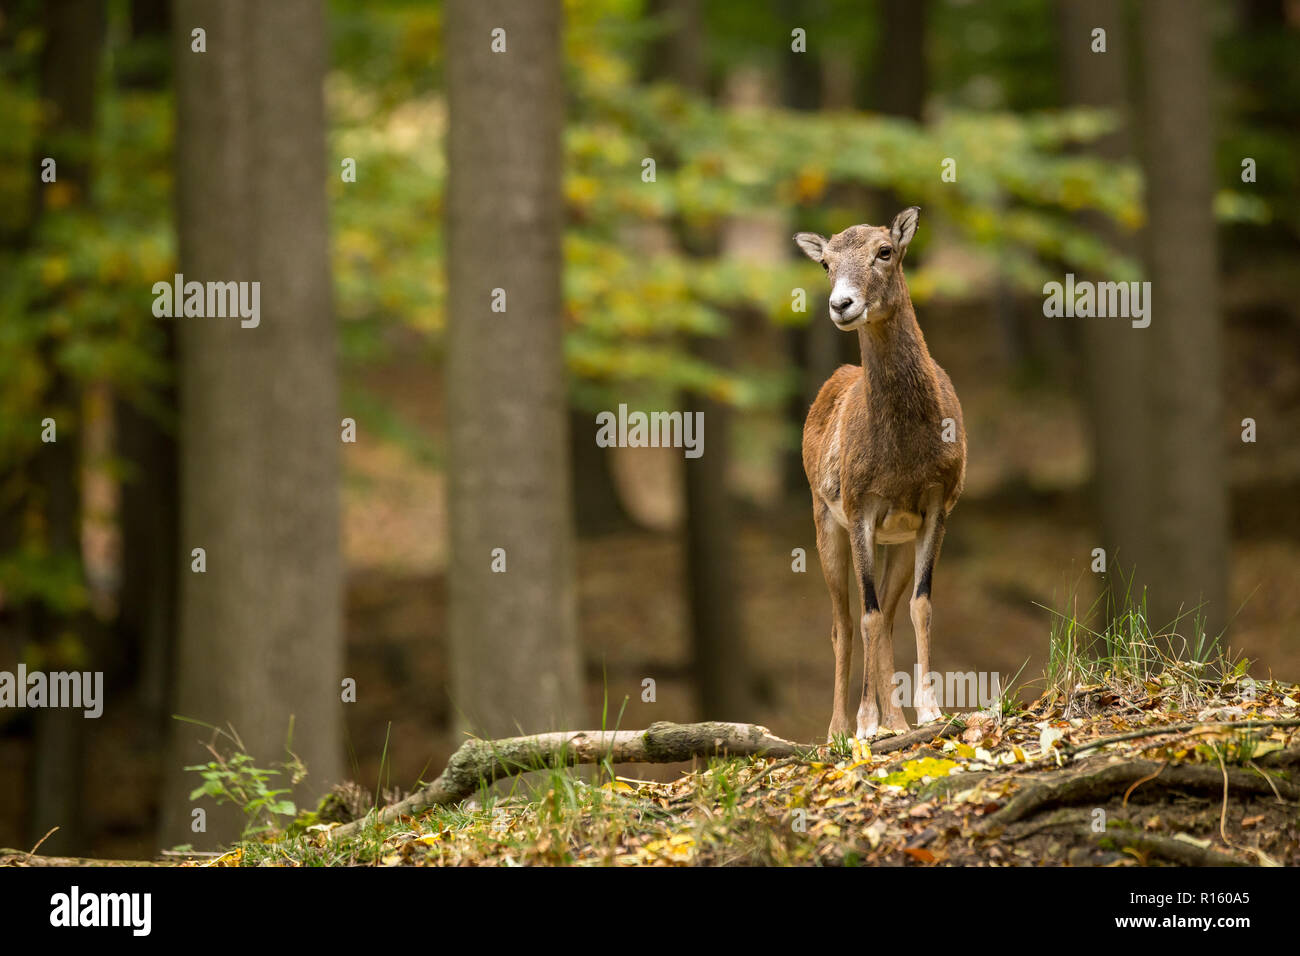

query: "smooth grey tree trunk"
left=161, top=0, right=342, bottom=848
left=445, top=0, right=582, bottom=738
left=1138, top=0, right=1228, bottom=640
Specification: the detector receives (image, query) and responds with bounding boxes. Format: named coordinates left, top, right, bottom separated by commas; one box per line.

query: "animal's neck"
left=856, top=290, right=940, bottom=421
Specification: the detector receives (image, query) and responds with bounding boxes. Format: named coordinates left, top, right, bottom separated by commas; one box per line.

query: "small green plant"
left=179, top=717, right=305, bottom=840
left=828, top=731, right=854, bottom=759
left=1040, top=570, right=1247, bottom=716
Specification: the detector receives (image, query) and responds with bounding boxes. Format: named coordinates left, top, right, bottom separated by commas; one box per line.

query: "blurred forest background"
left=0, top=0, right=1297, bottom=858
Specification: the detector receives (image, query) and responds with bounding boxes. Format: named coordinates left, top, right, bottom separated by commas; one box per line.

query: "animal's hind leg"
left=814, top=501, right=854, bottom=741
left=872, top=541, right=914, bottom=732
left=911, top=487, right=947, bottom=723
left=848, top=503, right=885, bottom=738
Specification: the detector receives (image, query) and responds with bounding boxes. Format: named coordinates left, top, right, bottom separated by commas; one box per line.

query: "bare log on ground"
left=0, top=849, right=166, bottom=867
left=328, top=721, right=813, bottom=841
left=983, top=749, right=1300, bottom=829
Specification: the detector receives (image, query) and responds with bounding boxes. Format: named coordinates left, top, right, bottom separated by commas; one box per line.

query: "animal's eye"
left=821, top=261, right=829, bottom=272
left=877, top=246, right=892, bottom=261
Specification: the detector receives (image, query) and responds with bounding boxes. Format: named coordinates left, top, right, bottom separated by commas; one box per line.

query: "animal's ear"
left=890, top=207, right=920, bottom=256
left=793, top=232, right=828, bottom=263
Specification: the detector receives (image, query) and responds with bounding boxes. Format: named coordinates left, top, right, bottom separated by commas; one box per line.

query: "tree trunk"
left=1138, top=0, right=1228, bottom=640
left=867, top=0, right=928, bottom=121
left=646, top=0, right=752, bottom=719
left=445, top=0, right=582, bottom=738
left=115, top=387, right=177, bottom=734
left=161, top=0, right=342, bottom=848
left=683, top=336, right=750, bottom=719
left=569, top=407, right=634, bottom=536
left=24, top=0, right=105, bottom=857
left=1058, top=0, right=1157, bottom=612
left=114, top=0, right=176, bottom=740
left=118, top=0, right=171, bottom=89
left=855, top=0, right=928, bottom=368
left=781, top=7, right=834, bottom=498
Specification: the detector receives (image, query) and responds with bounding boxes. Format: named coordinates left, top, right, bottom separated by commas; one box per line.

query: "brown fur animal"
left=795, top=207, right=966, bottom=739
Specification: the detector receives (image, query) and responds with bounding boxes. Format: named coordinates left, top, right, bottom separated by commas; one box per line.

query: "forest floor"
left=158, top=672, right=1298, bottom=868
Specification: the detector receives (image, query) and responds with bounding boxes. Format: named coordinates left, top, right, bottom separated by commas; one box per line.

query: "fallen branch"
left=983, top=749, right=1300, bottom=829
left=1061, top=718, right=1300, bottom=759
left=869, top=717, right=965, bottom=755
left=328, top=721, right=813, bottom=841
left=0, top=849, right=167, bottom=867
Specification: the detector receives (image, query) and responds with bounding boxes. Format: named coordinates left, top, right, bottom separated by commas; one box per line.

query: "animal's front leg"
left=911, top=489, right=947, bottom=723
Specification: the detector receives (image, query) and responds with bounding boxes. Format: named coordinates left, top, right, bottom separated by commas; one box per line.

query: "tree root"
left=1062, top=718, right=1300, bottom=759
left=327, top=721, right=813, bottom=841
left=983, top=749, right=1300, bottom=829
left=1087, top=829, right=1248, bottom=867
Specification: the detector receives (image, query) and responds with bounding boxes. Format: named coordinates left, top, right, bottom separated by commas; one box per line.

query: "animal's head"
left=793, top=206, right=919, bottom=330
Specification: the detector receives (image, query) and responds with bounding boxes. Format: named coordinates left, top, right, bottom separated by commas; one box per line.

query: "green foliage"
left=322, top=0, right=1146, bottom=432
left=185, top=752, right=299, bottom=840
left=0, top=5, right=173, bottom=614
left=1, top=0, right=1228, bottom=504
left=180, top=719, right=307, bottom=841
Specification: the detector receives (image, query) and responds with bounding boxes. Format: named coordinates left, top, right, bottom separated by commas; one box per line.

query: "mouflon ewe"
left=795, top=207, right=966, bottom=740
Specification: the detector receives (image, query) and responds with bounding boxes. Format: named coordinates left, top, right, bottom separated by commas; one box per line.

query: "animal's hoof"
left=916, top=708, right=943, bottom=724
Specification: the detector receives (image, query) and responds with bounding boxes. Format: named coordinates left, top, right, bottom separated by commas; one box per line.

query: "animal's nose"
left=831, top=296, right=856, bottom=314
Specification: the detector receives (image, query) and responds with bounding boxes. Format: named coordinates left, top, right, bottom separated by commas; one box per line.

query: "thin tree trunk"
left=115, top=389, right=177, bottom=733
left=683, top=334, right=750, bottom=719
left=162, top=0, right=342, bottom=848
left=24, top=0, right=105, bottom=857
left=114, top=0, right=176, bottom=739
left=856, top=0, right=928, bottom=369
left=1059, top=0, right=1156, bottom=609
left=781, top=2, right=834, bottom=497
left=867, top=0, right=928, bottom=121
left=1138, top=0, right=1228, bottom=639
left=647, top=0, right=752, bottom=719
left=570, top=407, right=634, bottom=536
left=445, top=0, right=582, bottom=738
